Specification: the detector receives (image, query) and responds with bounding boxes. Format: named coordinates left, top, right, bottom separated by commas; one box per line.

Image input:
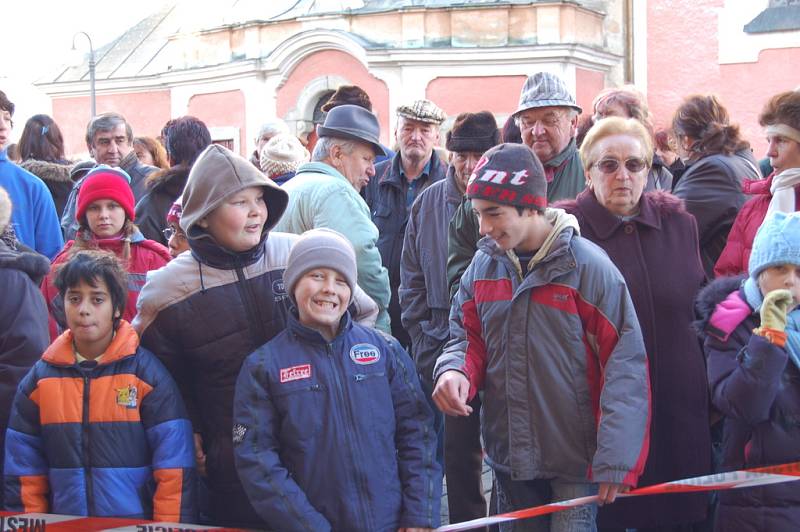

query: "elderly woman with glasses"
left=557, top=116, right=711, bottom=532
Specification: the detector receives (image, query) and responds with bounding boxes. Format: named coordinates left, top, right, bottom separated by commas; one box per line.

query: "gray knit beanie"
left=285, top=228, right=358, bottom=304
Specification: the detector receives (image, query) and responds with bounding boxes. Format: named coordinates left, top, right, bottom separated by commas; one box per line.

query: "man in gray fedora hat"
left=275, top=104, right=391, bottom=332
left=446, top=72, right=586, bottom=297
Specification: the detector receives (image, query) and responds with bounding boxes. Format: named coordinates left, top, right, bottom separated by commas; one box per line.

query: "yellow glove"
left=760, top=289, right=795, bottom=332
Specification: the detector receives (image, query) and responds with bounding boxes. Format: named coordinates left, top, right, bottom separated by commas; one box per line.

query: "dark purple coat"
left=695, top=276, right=800, bottom=532
left=559, top=189, right=711, bottom=528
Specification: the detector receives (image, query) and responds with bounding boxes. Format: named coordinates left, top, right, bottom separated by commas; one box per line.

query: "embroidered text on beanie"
left=466, top=143, right=547, bottom=209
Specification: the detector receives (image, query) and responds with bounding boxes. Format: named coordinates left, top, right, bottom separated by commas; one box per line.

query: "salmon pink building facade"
left=36, top=0, right=800, bottom=159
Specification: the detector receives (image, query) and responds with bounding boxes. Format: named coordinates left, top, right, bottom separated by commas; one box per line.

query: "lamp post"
left=71, top=31, right=96, bottom=119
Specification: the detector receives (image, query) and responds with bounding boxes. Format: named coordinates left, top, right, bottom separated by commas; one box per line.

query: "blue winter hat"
left=749, top=211, right=800, bottom=279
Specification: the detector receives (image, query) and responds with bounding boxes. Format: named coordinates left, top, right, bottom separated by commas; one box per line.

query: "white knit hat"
left=0, top=186, right=11, bottom=235
left=259, top=133, right=310, bottom=179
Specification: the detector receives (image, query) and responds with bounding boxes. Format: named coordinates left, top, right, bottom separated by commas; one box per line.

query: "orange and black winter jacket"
left=3, top=321, right=196, bottom=522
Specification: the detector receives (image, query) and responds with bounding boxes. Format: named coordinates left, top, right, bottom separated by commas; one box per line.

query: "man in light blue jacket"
left=275, top=105, right=391, bottom=332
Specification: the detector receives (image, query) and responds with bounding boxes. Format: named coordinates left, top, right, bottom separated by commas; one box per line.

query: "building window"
left=208, top=126, right=240, bottom=154
left=744, top=1, right=800, bottom=33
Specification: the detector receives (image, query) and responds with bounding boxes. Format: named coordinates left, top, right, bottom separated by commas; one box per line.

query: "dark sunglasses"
left=592, top=157, right=648, bottom=174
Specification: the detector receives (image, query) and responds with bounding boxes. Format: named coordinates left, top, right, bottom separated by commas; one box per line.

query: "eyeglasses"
left=591, top=157, right=648, bottom=174
left=162, top=227, right=186, bottom=241
left=518, top=112, right=565, bottom=130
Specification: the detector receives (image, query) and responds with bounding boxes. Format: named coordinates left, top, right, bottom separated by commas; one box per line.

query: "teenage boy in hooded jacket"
left=133, top=144, right=378, bottom=528
left=433, top=143, right=650, bottom=531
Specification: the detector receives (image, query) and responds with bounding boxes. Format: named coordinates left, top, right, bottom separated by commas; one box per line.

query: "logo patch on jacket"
left=233, top=423, right=248, bottom=445
left=272, top=278, right=287, bottom=302
left=116, top=385, right=138, bottom=408
left=280, top=364, right=312, bottom=383
left=349, top=343, right=381, bottom=365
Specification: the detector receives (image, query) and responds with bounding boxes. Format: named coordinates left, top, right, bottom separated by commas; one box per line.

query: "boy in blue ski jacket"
left=233, top=228, right=441, bottom=532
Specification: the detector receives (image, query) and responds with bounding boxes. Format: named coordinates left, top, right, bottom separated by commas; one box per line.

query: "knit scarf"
left=767, top=167, right=800, bottom=217
left=744, top=277, right=800, bottom=370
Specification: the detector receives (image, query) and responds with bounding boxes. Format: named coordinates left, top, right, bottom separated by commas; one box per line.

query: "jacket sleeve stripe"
left=462, top=298, right=487, bottom=397
left=20, top=475, right=49, bottom=512
left=575, top=295, right=620, bottom=368
left=31, top=377, right=84, bottom=425
left=4, top=429, right=48, bottom=476
left=88, top=374, right=153, bottom=423
left=152, top=467, right=183, bottom=522
left=146, top=419, right=195, bottom=469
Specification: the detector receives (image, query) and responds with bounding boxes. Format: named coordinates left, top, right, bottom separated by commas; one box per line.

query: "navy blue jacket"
left=363, top=149, right=447, bottom=346
left=696, top=276, right=800, bottom=531
left=233, top=312, right=441, bottom=532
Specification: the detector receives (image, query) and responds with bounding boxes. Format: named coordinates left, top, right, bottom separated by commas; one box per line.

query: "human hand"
left=597, top=482, right=629, bottom=505
left=760, top=289, right=795, bottom=332
left=432, top=371, right=473, bottom=416
left=194, top=433, right=207, bottom=477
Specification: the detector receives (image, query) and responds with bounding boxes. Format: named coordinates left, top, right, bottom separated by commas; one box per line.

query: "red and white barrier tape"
left=437, top=461, right=800, bottom=531
left=0, top=512, right=242, bottom=531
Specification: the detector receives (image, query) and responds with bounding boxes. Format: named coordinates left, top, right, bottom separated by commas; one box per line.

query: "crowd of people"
left=0, top=72, right=799, bottom=532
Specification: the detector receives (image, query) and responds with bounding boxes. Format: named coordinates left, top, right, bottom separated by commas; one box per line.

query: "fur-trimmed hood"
left=19, top=159, right=75, bottom=184
left=0, top=240, right=50, bottom=285
left=145, top=164, right=190, bottom=191
left=693, top=275, right=746, bottom=337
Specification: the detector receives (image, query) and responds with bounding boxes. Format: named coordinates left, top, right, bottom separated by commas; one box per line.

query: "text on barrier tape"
left=437, top=461, right=800, bottom=532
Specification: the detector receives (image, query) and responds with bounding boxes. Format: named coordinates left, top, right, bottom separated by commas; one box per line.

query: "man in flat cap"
left=363, top=98, right=448, bottom=348
left=275, top=104, right=391, bottom=332
left=447, top=72, right=586, bottom=296
left=401, top=111, right=502, bottom=525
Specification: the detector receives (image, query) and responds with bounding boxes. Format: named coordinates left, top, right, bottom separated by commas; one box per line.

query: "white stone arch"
left=263, top=29, right=370, bottom=84
left=262, top=29, right=370, bottom=137
left=283, top=74, right=352, bottom=139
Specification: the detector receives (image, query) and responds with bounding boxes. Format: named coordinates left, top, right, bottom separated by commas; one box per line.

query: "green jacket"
left=275, top=162, right=391, bottom=332
left=447, top=140, right=584, bottom=296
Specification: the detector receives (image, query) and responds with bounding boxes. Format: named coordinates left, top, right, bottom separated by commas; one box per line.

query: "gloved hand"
left=760, top=289, right=796, bottom=332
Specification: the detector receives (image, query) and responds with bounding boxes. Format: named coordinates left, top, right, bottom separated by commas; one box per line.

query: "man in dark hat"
left=400, top=111, right=500, bottom=524
left=363, top=98, right=448, bottom=348
left=275, top=104, right=391, bottom=332
left=433, top=143, right=650, bottom=531
left=321, top=84, right=395, bottom=164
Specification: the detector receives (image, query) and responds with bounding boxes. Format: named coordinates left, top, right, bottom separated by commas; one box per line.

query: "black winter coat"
left=19, top=159, right=74, bottom=220
left=672, top=149, right=760, bottom=277
left=0, top=240, right=50, bottom=509
left=134, top=165, right=190, bottom=245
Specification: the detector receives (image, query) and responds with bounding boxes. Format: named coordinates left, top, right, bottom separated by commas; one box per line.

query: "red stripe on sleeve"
left=462, top=298, right=487, bottom=400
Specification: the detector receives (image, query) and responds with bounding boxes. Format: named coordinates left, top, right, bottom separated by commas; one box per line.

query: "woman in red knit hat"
left=41, top=166, right=171, bottom=339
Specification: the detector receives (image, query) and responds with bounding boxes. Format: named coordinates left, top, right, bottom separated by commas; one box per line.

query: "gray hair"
left=257, top=119, right=289, bottom=140
left=85, top=112, right=132, bottom=148
left=311, top=136, right=356, bottom=162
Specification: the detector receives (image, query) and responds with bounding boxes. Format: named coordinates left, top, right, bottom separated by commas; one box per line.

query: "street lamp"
left=71, top=31, right=96, bottom=119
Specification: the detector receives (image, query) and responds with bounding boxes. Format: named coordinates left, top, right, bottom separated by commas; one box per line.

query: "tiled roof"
left=38, top=0, right=596, bottom=85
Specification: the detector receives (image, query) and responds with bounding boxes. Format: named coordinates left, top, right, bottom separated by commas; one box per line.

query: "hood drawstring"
left=198, top=261, right=207, bottom=294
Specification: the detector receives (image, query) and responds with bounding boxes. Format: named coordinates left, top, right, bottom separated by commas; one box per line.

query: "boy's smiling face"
left=294, top=268, right=351, bottom=340
left=65, top=277, right=120, bottom=360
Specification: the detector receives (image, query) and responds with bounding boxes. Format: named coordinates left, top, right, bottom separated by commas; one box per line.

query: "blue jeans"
left=495, top=471, right=598, bottom=532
